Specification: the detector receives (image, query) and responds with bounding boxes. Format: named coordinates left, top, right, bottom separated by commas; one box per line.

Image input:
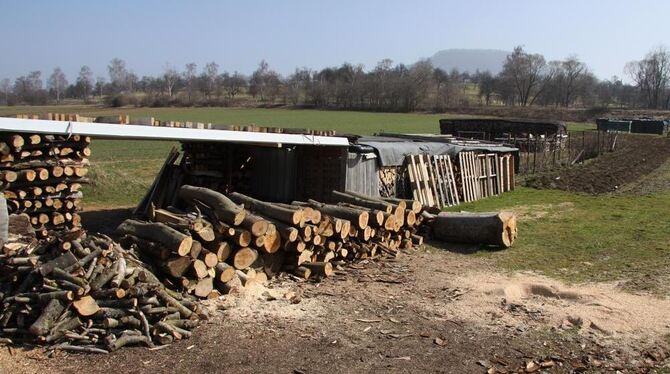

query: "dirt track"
left=526, top=134, right=670, bottom=194
left=2, top=244, right=668, bottom=374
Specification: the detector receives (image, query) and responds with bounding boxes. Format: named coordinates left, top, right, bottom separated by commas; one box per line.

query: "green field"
left=443, top=187, right=670, bottom=294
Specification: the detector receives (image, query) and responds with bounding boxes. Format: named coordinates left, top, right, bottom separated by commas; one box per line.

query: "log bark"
left=28, top=299, right=65, bottom=336
left=332, top=190, right=392, bottom=213
left=431, top=212, right=517, bottom=248
left=303, top=200, right=368, bottom=229
left=116, top=219, right=193, bottom=256
left=179, top=185, right=246, bottom=225
left=229, top=192, right=302, bottom=225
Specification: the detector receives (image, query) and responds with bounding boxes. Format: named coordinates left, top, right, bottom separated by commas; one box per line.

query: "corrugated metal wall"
left=345, top=153, right=380, bottom=197
left=250, top=147, right=297, bottom=202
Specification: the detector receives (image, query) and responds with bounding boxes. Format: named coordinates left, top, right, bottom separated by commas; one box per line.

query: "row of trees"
left=2, top=46, right=669, bottom=110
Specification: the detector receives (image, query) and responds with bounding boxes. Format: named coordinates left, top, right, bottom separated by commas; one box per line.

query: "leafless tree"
left=223, top=71, right=246, bottom=98
left=0, top=78, right=10, bottom=104
left=163, top=64, right=179, bottom=97
left=76, top=66, right=94, bottom=102
left=200, top=62, right=219, bottom=99
left=95, top=76, right=106, bottom=98
left=48, top=67, right=68, bottom=103
left=184, top=62, right=197, bottom=102
left=108, top=58, right=129, bottom=92
left=500, top=46, right=551, bottom=106
left=626, top=46, right=670, bottom=109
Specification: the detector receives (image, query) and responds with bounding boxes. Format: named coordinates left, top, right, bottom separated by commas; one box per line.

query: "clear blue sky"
left=0, top=0, right=668, bottom=82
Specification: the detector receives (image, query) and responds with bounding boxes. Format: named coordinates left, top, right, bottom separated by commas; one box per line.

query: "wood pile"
left=0, top=228, right=201, bottom=353
left=120, top=186, right=425, bottom=297
left=1, top=132, right=90, bottom=235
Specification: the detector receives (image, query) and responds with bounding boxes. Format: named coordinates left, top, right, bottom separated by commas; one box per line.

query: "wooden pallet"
left=406, top=154, right=459, bottom=208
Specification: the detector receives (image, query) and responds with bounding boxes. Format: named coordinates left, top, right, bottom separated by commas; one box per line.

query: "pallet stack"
left=0, top=133, right=90, bottom=236
left=457, top=151, right=514, bottom=203
left=406, top=154, right=460, bottom=209
left=0, top=228, right=201, bottom=353
left=119, top=186, right=425, bottom=298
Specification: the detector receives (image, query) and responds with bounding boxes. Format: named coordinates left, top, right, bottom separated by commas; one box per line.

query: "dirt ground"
left=1, top=244, right=669, bottom=374
left=525, top=135, right=670, bottom=194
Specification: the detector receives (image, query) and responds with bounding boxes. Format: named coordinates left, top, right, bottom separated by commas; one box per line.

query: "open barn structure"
left=439, top=118, right=567, bottom=141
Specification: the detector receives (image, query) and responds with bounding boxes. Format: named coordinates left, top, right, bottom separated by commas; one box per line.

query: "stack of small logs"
left=0, top=132, right=90, bottom=235
left=0, top=225, right=201, bottom=353
left=118, top=186, right=426, bottom=298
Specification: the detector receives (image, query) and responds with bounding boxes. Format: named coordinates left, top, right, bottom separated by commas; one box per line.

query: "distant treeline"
left=2, top=46, right=669, bottom=111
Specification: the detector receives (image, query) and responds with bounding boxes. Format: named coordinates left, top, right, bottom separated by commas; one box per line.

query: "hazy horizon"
left=1, top=0, right=668, bottom=82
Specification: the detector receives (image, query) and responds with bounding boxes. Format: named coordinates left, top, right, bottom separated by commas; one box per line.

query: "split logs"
left=0, top=231, right=201, bottom=353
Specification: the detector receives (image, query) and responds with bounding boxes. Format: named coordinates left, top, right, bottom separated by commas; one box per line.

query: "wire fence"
left=517, top=131, right=618, bottom=175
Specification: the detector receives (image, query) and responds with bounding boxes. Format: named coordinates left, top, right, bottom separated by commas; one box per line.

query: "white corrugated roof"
left=0, top=118, right=349, bottom=147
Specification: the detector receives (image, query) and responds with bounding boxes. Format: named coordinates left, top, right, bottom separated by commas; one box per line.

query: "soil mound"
left=525, top=134, right=670, bottom=193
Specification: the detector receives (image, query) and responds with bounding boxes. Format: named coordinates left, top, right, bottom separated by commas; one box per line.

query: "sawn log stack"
left=118, top=187, right=427, bottom=297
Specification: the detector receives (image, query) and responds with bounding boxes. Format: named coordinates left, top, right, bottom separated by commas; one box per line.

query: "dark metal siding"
left=345, top=153, right=380, bottom=197
left=250, top=147, right=297, bottom=202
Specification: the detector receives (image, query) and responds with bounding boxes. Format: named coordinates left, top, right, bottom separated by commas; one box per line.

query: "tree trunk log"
left=332, top=190, right=392, bottom=213
left=229, top=192, right=303, bottom=226
left=431, top=212, right=517, bottom=248
left=117, top=219, right=193, bottom=256
left=179, top=185, right=246, bottom=225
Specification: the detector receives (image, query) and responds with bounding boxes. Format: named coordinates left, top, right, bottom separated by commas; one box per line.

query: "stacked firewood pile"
left=119, top=186, right=426, bottom=298
left=0, top=133, right=89, bottom=235
left=0, top=224, right=201, bottom=353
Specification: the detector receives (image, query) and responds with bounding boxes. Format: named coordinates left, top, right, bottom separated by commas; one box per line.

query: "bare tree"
left=95, top=76, right=106, bottom=98
left=163, top=65, right=179, bottom=97
left=184, top=62, right=197, bottom=102
left=0, top=78, right=10, bottom=104
left=108, top=58, right=129, bottom=92
left=626, top=46, right=670, bottom=109
left=199, top=62, right=219, bottom=99
left=475, top=71, right=496, bottom=105
left=48, top=67, right=68, bottom=103
left=500, top=46, right=551, bottom=106
left=433, top=68, right=449, bottom=110
left=223, top=71, right=246, bottom=98
left=76, top=66, right=94, bottom=102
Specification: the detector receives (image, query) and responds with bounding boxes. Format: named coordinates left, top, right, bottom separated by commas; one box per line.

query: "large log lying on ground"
left=431, top=212, right=518, bottom=248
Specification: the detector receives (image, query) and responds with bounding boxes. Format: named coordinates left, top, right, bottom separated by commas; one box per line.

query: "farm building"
left=596, top=118, right=669, bottom=135
left=439, top=118, right=567, bottom=140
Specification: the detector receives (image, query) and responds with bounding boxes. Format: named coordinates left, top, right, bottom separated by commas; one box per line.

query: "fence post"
left=533, top=137, right=537, bottom=174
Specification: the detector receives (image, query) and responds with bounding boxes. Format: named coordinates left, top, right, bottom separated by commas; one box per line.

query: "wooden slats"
left=406, top=154, right=459, bottom=209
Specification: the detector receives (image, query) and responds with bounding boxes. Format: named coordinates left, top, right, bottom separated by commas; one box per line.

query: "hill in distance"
left=429, top=48, right=510, bottom=75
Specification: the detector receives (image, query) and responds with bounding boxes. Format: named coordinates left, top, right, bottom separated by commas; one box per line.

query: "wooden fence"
left=517, top=131, right=617, bottom=175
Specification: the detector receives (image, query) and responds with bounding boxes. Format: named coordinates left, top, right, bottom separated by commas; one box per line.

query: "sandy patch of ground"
left=439, top=271, right=670, bottom=346
left=506, top=202, right=574, bottom=221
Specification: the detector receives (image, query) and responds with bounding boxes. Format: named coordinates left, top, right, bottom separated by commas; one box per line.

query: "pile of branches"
left=0, top=226, right=201, bottom=354
left=119, top=186, right=428, bottom=298
left=1, top=132, right=90, bottom=236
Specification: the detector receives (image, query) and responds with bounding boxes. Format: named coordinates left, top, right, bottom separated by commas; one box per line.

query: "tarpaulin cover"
left=356, top=136, right=518, bottom=167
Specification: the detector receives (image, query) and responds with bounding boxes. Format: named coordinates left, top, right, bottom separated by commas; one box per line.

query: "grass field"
left=444, top=186, right=670, bottom=294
